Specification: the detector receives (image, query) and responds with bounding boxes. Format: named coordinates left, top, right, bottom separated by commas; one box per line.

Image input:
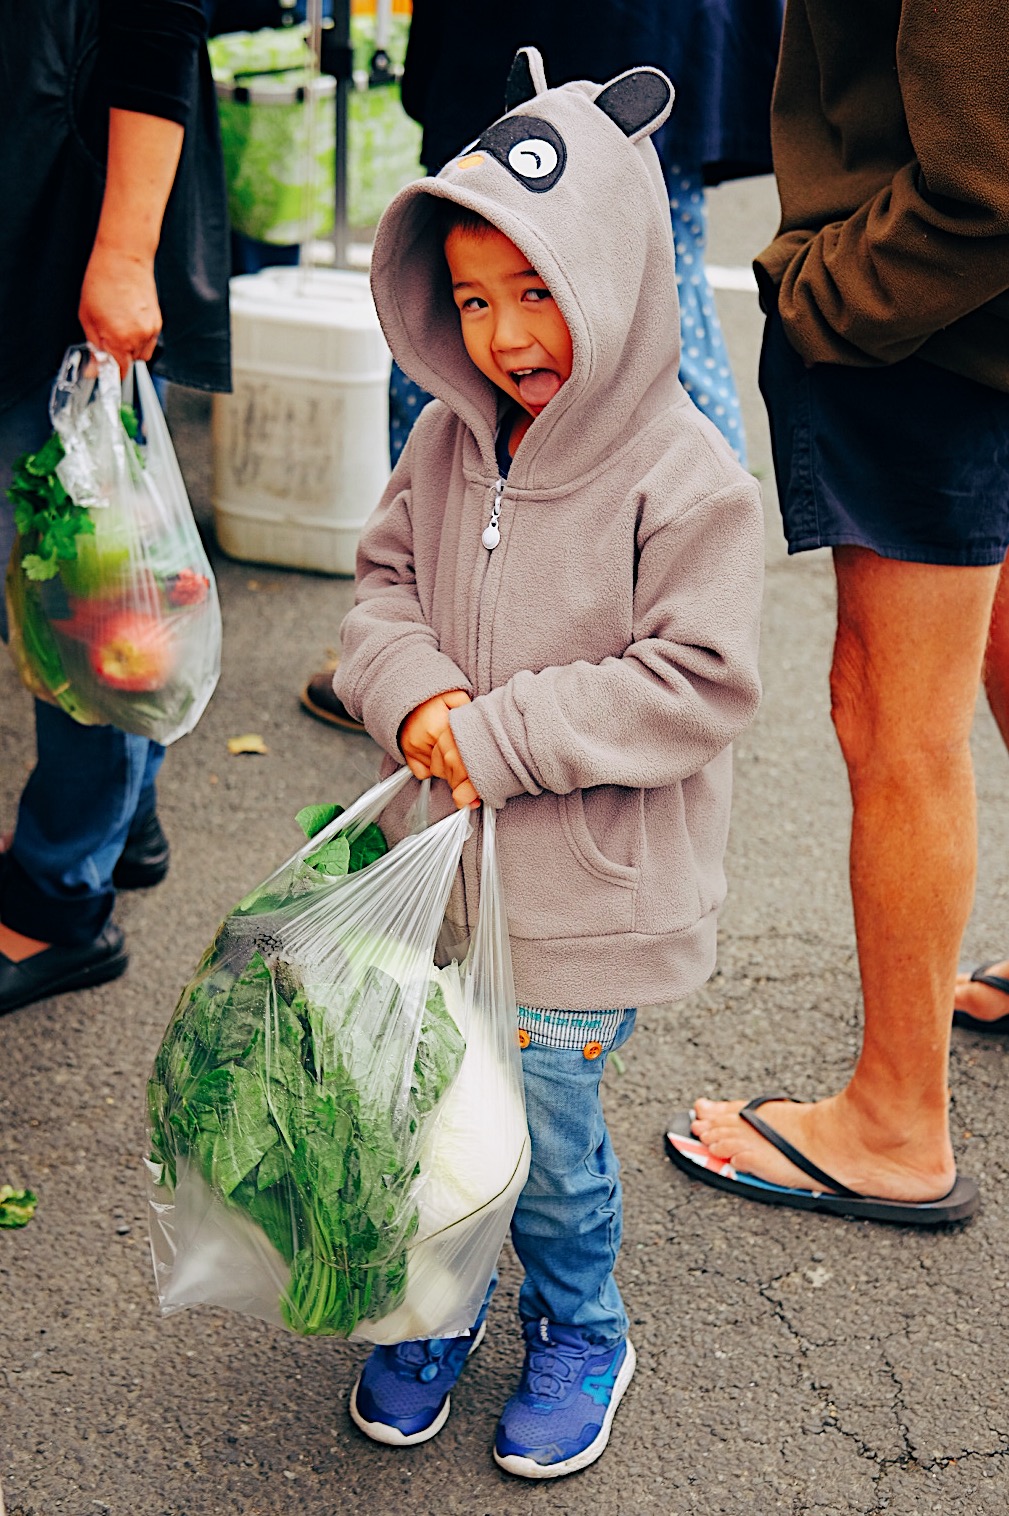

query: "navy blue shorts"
left=759, top=307, right=1009, bottom=566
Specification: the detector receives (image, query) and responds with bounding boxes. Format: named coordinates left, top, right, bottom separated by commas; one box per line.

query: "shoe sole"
left=299, top=686, right=368, bottom=734
left=348, top=1320, right=487, bottom=1448
left=1, top=946, right=129, bottom=1016
left=493, top=1338, right=636, bottom=1480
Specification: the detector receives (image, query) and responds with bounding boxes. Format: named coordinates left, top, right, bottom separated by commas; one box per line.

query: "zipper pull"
left=482, top=478, right=504, bottom=550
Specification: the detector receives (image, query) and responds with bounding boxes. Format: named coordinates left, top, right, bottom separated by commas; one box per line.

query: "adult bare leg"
left=692, top=546, right=999, bottom=1201
left=954, top=550, right=1009, bottom=1022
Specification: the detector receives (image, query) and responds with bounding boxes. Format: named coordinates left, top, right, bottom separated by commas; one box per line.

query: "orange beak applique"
left=456, top=153, right=484, bottom=170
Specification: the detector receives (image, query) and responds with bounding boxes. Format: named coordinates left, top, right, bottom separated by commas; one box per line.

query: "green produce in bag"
left=5, top=346, right=222, bottom=744
left=147, top=769, right=530, bottom=1343
left=210, top=27, right=335, bottom=244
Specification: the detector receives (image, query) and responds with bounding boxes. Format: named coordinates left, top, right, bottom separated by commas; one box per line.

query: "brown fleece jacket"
left=755, top=0, right=1009, bottom=389
left=335, top=49, right=764, bottom=1010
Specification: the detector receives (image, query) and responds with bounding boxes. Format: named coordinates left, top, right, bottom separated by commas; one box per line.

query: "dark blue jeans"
left=1, top=380, right=164, bottom=945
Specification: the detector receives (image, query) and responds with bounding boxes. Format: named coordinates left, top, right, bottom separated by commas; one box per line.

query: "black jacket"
left=0, top=0, right=231, bottom=414
left=401, top=0, right=783, bottom=183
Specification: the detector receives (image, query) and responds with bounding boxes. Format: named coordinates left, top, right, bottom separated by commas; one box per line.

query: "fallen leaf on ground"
left=0, top=1186, right=38, bottom=1228
left=227, top=734, right=269, bottom=756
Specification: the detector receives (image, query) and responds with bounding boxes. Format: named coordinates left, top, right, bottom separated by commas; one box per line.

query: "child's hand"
left=431, top=724, right=481, bottom=810
left=400, top=690, right=472, bottom=781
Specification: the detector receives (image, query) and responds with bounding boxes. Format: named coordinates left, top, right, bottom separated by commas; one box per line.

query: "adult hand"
left=78, top=241, right=162, bottom=377
left=400, top=689, right=472, bottom=781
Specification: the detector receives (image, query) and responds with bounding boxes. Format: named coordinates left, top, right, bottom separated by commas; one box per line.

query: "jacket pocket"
left=495, top=790, right=638, bottom=942
left=559, top=788, right=641, bottom=887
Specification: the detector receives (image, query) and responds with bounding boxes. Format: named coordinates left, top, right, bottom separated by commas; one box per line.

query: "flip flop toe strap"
left=971, top=962, right=1009, bottom=997
left=740, top=1095, right=861, bottom=1198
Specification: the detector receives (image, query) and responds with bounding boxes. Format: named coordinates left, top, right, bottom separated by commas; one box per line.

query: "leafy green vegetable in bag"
left=147, top=808, right=467, bottom=1337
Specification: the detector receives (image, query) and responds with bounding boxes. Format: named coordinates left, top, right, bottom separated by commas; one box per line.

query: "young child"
left=334, top=47, right=764, bottom=1479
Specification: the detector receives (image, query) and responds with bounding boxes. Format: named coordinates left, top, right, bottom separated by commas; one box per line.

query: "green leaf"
left=212, top=951, right=273, bottom=1062
left=21, top=554, right=60, bottom=582
left=12, top=498, right=35, bottom=534
left=306, top=834, right=351, bottom=877
left=411, top=978, right=466, bottom=1117
left=209, top=1062, right=280, bottom=1194
left=255, top=1143, right=290, bottom=1192
left=231, top=1170, right=300, bottom=1263
left=295, top=802, right=341, bottom=839
left=23, top=433, right=65, bottom=477
left=348, top=821, right=388, bottom=873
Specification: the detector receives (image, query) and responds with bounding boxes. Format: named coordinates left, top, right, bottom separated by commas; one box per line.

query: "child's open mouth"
left=511, top=368, right=563, bottom=408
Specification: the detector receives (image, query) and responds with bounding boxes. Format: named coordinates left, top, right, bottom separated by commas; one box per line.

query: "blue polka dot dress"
left=667, top=164, right=747, bottom=466
left=388, top=166, right=747, bottom=469
left=389, top=361, right=429, bottom=468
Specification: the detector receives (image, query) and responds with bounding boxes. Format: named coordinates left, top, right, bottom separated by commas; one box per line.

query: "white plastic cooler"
left=212, top=266, right=391, bottom=576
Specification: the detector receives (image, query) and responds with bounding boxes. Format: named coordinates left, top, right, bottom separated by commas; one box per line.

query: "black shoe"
left=300, top=670, right=368, bottom=733
left=113, top=812, right=170, bottom=890
left=0, top=921, right=128, bottom=1016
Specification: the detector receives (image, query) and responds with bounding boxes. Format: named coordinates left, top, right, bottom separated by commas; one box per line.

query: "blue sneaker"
left=494, top=1320, right=636, bottom=1479
left=349, top=1317, right=487, bottom=1447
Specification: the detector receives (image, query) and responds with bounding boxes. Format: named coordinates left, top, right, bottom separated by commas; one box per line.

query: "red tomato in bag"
left=88, top=611, right=173, bottom=692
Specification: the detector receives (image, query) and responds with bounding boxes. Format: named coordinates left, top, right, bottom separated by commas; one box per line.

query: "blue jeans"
left=510, top=1008, right=637, bottom=1348
left=1, top=381, right=164, bottom=945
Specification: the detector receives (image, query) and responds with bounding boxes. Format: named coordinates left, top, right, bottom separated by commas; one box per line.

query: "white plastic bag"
left=5, top=345, right=221, bottom=743
left=146, top=769, right=529, bottom=1341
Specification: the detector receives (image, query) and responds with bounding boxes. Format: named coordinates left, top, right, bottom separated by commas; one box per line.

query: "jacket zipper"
left=464, top=473, right=506, bottom=933
left=482, top=476, right=504, bottom=550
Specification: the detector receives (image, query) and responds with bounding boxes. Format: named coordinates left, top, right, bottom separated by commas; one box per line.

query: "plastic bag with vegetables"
left=5, top=345, right=221, bottom=744
left=146, top=768, right=530, bottom=1343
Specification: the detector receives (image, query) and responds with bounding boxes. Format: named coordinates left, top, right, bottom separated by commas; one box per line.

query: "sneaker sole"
left=348, top=1319, right=487, bottom=1448
left=493, top=1338, right=636, bottom=1481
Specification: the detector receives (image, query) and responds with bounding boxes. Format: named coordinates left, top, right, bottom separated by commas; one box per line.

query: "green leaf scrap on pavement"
left=0, top=1186, right=38, bottom=1228
left=148, top=808, right=467, bottom=1336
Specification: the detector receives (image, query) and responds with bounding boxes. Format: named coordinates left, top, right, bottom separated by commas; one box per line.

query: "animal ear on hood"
left=594, top=68, right=674, bottom=143
left=505, top=46, right=549, bottom=110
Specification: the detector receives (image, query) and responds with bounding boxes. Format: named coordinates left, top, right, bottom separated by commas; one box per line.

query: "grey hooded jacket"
left=335, top=48, right=764, bottom=1010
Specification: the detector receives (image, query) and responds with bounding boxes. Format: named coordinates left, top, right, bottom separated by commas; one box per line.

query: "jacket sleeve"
left=103, top=0, right=206, bottom=126
left=772, top=0, right=1009, bottom=367
left=334, top=433, right=474, bottom=760
left=447, top=475, right=765, bottom=808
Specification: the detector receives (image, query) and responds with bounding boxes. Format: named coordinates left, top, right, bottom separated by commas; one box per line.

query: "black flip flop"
left=952, top=962, right=1009, bottom=1033
left=665, top=1095, right=979, bottom=1226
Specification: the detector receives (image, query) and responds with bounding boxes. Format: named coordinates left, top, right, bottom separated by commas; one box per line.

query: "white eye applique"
left=506, top=138, right=559, bottom=180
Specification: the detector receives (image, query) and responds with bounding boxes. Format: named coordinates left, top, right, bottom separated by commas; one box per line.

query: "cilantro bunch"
left=147, top=807, right=467, bottom=1337
left=7, top=407, right=140, bottom=582
left=7, top=432, right=91, bottom=581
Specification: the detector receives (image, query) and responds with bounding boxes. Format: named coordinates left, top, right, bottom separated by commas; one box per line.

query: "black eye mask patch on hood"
left=472, top=116, right=567, bottom=193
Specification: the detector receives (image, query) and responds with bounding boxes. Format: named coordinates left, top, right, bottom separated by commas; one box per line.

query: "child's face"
left=445, top=226, right=573, bottom=419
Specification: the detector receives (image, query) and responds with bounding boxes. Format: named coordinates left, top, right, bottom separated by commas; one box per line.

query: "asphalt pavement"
left=4, top=176, right=1009, bottom=1516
